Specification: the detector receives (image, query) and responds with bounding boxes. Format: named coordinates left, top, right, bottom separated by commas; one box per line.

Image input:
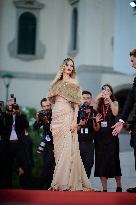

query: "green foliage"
left=23, top=107, right=44, bottom=184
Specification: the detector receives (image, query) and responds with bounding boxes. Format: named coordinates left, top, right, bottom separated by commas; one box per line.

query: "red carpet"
left=0, top=190, right=136, bottom=205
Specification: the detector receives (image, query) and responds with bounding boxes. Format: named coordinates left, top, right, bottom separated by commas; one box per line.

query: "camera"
left=38, top=110, right=48, bottom=118
left=12, top=103, right=19, bottom=110
left=38, top=109, right=52, bottom=123
left=0, top=101, right=4, bottom=118
left=6, top=94, right=18, bottom=112
left=7, top=94, right=16, bottom=106
left=101, top=85, right=107, bottom=91
left=0, top=101, right=4, bottom=109
left=37, top=140, right=46, bottom=154
left=79, top=103, right=92, bottom=120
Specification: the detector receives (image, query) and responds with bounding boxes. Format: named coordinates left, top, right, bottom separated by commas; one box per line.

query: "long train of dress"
left=50, top=96, right=97, bottom=191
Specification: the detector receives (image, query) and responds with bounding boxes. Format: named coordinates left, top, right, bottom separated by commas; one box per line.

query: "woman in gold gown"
left=48, top=58, right=98, bottom=191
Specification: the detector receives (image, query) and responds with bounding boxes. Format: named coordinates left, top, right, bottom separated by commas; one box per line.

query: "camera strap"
left=102, top=103, right=110, bottom=121
left=84, top=112, right=91, bottom=126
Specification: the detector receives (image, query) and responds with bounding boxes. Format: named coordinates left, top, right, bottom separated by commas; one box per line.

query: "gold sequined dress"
left=48, top=80, right=96, bottom=191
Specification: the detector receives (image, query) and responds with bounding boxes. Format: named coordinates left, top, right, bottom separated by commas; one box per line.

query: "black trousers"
left=130, top=123, right=136, bottom=171
left=1, top=140, right=31, bottom=189
left=0, top=141, right=20, bottom=188
left=19, top=168, right=32, bottom=189
left=7, top=141, right=22, bottom=188
left=79, top=140, right=94, bottom=178
left=0, top=140, right=9, bottom=188
left=36, top=144, right=55, bottom=189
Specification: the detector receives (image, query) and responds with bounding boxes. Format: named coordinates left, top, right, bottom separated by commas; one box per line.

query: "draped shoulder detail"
left=48, top=80, right=82, bottom=104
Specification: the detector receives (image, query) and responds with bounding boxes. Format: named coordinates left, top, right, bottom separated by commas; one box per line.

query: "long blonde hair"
left=50, top=58, right=76, bottom=87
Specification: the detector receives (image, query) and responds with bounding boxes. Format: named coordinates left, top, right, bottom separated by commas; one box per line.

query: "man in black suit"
left=33, top=98, right=54, bottom=189
left=112, top=48, right=136, bottom=193
left=0, top=103, right=30, bottom=188
left=0, top=102, right=6, bottom=188
left=77, top=91, right=100, bottom=178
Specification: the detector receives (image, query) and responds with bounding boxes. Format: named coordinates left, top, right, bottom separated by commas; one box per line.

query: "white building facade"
left=0, top=0, right=135, bottom=108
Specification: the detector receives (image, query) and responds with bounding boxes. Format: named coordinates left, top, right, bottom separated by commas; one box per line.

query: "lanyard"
left=102, top=104, right=110, bottom=121
left=84, top=112, right=91, bottom=126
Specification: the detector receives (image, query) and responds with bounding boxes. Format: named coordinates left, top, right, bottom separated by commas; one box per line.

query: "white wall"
left=1, top=0, right=135, bottom=108
left=0, top=0, right=3, bottom=57
left=0, top=77, right=50, bottom=109
left=101, top=73, right=134, bottom=89
left=76, top=0, right=113, bottom=68
left=0, top=0, right=71, bottom=107
left=113, top=0, right=136, bottom=74
left=0, top=0, right=114, bottom=69
left=0, top=0, right=70, bottom=74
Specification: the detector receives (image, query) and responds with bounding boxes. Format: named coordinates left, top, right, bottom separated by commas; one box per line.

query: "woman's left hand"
left=70, top=121, right=77, bottom=133
left=95, top=113, right=103, bottom=123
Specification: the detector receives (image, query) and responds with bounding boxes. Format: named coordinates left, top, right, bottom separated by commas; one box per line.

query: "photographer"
left=0, top=101, right=6, bottom=188
left=0, top=96, right=31, bottom=189
left=33, top=98, right=54, bottom=189
left=77, top=91, right=101, bottom=178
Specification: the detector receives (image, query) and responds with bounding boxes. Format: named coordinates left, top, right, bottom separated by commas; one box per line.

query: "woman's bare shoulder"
left=112, top=100, right=118, bottom=106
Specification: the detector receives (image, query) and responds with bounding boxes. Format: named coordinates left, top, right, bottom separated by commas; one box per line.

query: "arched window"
left=71, top=7, right=78, bottom=51
left=18, top=12, right=36, bottom=55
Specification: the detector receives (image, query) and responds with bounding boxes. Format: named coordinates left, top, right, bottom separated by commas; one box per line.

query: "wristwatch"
left=119, top=119, right=125, bottom=124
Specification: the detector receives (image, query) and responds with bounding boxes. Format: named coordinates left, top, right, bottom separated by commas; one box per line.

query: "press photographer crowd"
left=0, top=86, right=135, bottom=192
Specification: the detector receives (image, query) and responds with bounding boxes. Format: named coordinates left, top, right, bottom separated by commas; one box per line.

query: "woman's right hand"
left=96, top=91, right=105, bottom=101
left=95, top=113, right=103, bottom=123
left=94, top=92, right=104, bottom=106
left=70, top=121, right=77, bottom=133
